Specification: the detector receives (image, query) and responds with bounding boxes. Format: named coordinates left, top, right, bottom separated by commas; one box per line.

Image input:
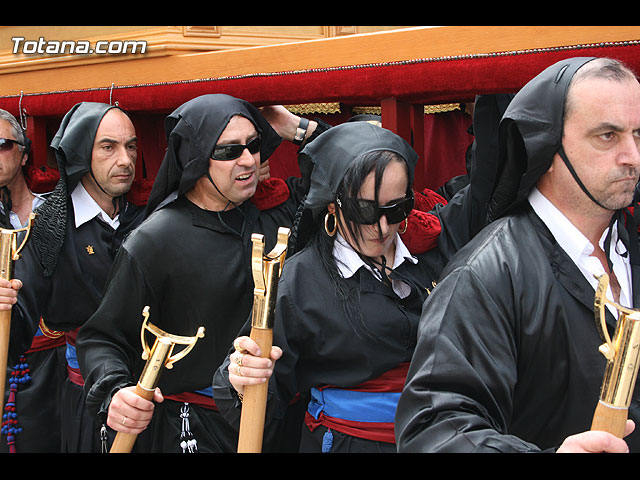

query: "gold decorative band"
left=39, top=317, right=64, bottom=339
left=284, top=102, right=341, bottom=115
left=286, top=102, right=464, bottom=116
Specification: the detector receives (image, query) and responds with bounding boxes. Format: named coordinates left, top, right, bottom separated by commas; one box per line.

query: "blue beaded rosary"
left=1, top=355, right=31, bottom=453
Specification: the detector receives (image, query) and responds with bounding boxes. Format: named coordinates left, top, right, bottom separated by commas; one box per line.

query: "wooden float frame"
left=0, top=25, right=638, bottom=189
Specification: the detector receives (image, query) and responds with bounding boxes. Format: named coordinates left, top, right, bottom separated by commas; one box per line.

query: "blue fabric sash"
left=308, top=387, right=400, bottom=423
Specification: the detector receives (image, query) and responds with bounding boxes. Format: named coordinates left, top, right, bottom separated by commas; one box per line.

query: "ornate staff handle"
left=110, top=306, right=205, bottom=453
left=0, top=212, right=36, bottom=415
left=237, top=227, right=290, bottom=453
left=591, top=273, right=640, bottom=437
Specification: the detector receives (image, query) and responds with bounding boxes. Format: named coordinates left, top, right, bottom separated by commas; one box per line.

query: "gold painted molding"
left=0, top=26, right=405, bottom=75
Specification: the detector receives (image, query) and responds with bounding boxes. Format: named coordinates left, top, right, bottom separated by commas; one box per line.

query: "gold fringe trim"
left=285, top=102, right=462, bottom=116
left=424, top=103, right=462, bottom=114
left=284, top=102, right=341, bottom=115
left=353, top=103, right=462, bottom=115
left=352, top=106, right=381, bottom=115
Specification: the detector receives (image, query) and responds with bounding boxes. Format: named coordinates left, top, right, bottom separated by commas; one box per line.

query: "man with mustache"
left=1, top=103, right=146, bottom=452
left=396, top=57, right=640, bottom=453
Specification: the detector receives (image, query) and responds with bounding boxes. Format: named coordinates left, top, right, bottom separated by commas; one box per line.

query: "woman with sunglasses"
left=213, top=121, right=488, bottom=452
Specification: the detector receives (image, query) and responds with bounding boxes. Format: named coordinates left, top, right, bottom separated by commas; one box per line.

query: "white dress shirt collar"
left=71, top=182, right=120, bottom=230
left=333, top=232, right=418, bottom=298
left=528, top=186, right=632, bottom=310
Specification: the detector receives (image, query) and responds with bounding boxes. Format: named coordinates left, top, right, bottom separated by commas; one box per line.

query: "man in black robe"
left=396, top=57, right=640, bottom=452
left=5, top=102, right=145, bottom=452
left=76, top=94, right=319, bottom=452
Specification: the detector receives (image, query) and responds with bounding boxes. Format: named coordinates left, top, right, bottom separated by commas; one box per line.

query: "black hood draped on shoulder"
left=300, top=121, right=418, bottom=221
left=144, top=94, right=282, bottom=216
left=32, top=102, right=123, bottom=276
left=488, top=57, right=598, bottom=221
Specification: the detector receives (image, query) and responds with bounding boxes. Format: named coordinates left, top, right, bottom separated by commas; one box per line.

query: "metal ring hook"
left=109, top=83, right=119, bottom=107
left=18, top=91, right=27, bottom=131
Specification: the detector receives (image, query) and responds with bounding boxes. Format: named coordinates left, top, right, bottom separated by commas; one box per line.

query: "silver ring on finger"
left=122, top=416, right=128, bottom=426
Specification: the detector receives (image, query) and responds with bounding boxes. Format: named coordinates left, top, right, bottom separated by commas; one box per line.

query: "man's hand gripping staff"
left=591, top=273, right=640, bottom=438
left=109, top=307, right=205, bottom=453
left=237, top=227, right=290, bottom=453
left=0, top=212, right=36, bottom=415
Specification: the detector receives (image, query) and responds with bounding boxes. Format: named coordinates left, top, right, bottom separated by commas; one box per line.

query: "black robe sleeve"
left=395, top=209, right=617, bottom=452
left=78, top=247, right=151, bottom=420
left=395, top=225, right=544, bottom=452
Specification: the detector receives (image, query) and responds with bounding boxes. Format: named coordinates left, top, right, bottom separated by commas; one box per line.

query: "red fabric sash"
left=164, top=392, right=218, bottom=411
left=65, top=328, right=84, bottom=386
left=67, top=365, right=84, bottom=386
left=304, top=362, right=409, bottom=444
left=25, top=318, right=65, bottom=354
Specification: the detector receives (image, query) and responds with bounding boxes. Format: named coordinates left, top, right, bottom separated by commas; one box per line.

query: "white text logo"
left=11, top=37, right=147, bottom=55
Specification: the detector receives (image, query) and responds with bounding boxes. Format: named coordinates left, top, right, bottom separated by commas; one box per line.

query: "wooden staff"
left=110, top=306, right=205, bottom=453
left=591, top=273, right=640, bottom=437
left=237, top=227, right=290, bottom=453
left=0, top=212, right=36, bottom=416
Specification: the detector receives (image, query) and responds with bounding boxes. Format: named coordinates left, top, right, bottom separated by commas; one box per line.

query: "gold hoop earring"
left=399, top=217, right=408, bottom=234
left=324, top=211, right=337, bottom=237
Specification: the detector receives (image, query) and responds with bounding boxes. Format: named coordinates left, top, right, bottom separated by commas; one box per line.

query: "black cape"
left=396, top=204, right=640, bottom=452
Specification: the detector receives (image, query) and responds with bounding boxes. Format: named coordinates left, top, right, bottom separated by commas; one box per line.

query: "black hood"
left=51, top=102, right=123, bottom=194
left=145, top=94, right=282, bottom=216
left=301, top=121, right=418, bottom=220
left=488, top=57, right=597, bottom=220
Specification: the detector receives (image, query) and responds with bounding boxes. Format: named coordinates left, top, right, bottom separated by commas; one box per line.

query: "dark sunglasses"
left=0, top=138, right=24, bottom=152
left=338, top=194, right=414, bottom=225
left=211, top=135, right=261, bottom=161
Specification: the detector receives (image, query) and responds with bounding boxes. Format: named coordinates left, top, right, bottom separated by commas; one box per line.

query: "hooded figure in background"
left=6, top=101, right=145, bottom=452
left=76, top=94, right=316, bottom=453
left=396, top=57, right=640, bottom=452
